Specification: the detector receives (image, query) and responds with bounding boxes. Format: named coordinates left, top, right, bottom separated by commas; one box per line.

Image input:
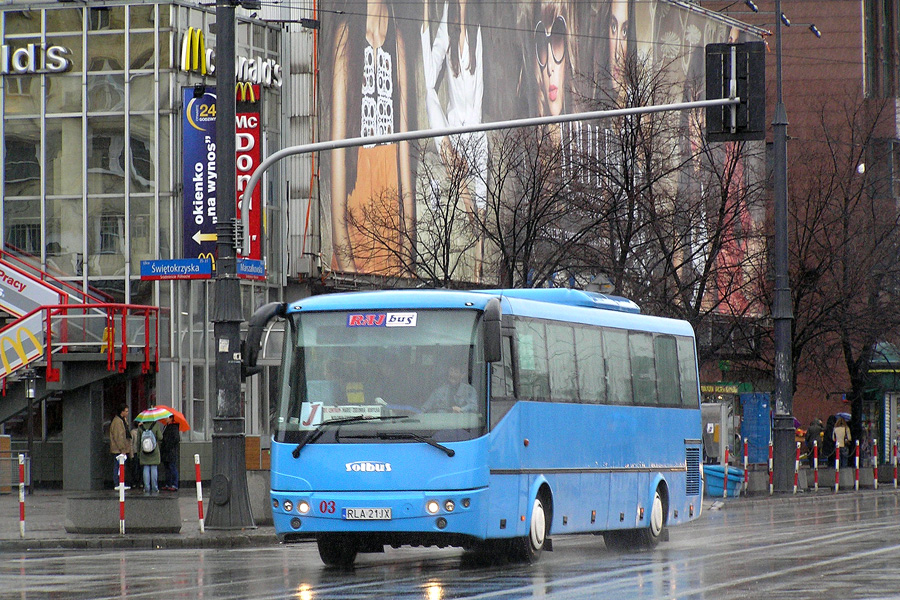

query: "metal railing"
left=0, top=451, right=30, bottom=492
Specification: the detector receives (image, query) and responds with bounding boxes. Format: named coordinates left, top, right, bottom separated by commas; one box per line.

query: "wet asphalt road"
left=4, top=491, right=900, bottom=599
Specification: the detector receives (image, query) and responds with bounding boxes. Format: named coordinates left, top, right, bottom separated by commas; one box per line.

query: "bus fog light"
left=298, top=501, right=310, bottom=514
left=283, top=500, right=293, bottom=512
left=444, top=500, right=455, bottom=512
left=426, top=500, right=440, bottom=514
left=290, top=517, right=302, bottom=530
left=436, top=517, right=447, bottom=529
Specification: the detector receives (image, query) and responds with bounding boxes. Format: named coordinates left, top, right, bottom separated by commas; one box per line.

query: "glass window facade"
left=0, top=2, right=286, bottom=442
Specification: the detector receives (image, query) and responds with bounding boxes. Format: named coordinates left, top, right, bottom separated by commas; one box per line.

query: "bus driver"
left=422, top=364, right=477, bottom=413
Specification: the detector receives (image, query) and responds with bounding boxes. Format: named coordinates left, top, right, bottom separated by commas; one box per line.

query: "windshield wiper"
left=292, top=415, right=408, bottom=458
left=377, top=432, right=455, bottom=457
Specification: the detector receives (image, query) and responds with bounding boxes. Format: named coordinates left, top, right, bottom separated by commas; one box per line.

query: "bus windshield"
left=274, top=309, right=487, bottom=444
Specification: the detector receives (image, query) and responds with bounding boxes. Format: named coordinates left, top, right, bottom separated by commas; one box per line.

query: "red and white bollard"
left=834, top=451, right=840, bottom=493
left=743, top=438, right=749, bottom=494
left=768, top=441, right=774, bottom=496
left=854, top=440, right=860, bottom=491
left=722, top=446, right=730, bottom=499
left=18, top=453, right=25, bottom=538
left=872, top=439, right=879, bottom=490
left=813, top=440, right=819, bottom=492
left=194, top=454, right=205, bottom=533
left=893, top=442, right=898, bottom=489
left=117, top=453, right=126, bottom=535
left=793, top=442, right=800, bottom=494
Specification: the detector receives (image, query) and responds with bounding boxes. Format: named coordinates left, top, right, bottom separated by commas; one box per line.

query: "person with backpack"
left=138, top=418, right=164, bottom=495
left=160, top=416, right=181, bottom=491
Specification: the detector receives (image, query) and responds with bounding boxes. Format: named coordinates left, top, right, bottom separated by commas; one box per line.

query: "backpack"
left=140, top=427, right=157, bottom=454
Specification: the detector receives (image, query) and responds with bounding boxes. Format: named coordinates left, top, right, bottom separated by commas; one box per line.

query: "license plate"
left=343, top=507, right=392, bottom=520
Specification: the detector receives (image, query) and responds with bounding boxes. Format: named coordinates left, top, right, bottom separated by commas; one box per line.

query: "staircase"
left=0, top=249, right=159, bottom=420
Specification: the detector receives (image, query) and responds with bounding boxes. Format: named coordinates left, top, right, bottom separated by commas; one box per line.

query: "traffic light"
left=705, top=41, right=766, bottom=142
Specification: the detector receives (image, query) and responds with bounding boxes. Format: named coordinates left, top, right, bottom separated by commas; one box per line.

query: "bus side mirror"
left=242, top=301, right=286, bottom=380
left=483, top=298, right=502, bottom=363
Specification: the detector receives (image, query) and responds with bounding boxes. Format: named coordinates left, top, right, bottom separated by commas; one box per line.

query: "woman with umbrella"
left=135, top=407, right=169, bottom=495
left=156, top=405, right=189, bottom=491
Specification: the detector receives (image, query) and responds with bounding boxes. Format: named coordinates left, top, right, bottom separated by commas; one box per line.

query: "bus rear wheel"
left=635, top=489, right=666, bottom=548
left=509, top=495, right=549, bottom=563
left=316, top=534, right=358, bottom=568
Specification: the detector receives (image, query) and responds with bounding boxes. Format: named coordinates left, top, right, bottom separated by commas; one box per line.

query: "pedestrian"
left=138, top=418, right=164, bottom=495
left=109, top=404, right=132, bottom=489
left=160, top=416, right=181, bottom=491
left=822, top=415, right=837, bottom=467
left=805, top=418, right=824, bottom=468
left=833, top=417, right=852, bottom=467
left=130, top=422, right=143, bottom=488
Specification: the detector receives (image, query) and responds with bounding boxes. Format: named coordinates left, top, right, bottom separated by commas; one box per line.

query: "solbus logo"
left=345, top=461, right=392, bottom=473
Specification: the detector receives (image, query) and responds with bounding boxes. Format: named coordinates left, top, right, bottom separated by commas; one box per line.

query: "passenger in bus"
left=422, top=364, right=477, bottom=413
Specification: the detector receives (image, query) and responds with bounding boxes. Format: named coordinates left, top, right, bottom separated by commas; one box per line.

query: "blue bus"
left=243, top=288, right=703, bottom=566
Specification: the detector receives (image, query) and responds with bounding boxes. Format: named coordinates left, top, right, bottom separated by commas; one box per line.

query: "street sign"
left=140, top=258, right=212, bottom=280
left=706, top=41, right=766, bottom=142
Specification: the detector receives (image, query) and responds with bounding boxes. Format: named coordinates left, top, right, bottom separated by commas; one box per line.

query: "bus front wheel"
left=316, top=534, right=358, bottom=568
left=509, top=495, right=549, bottom=563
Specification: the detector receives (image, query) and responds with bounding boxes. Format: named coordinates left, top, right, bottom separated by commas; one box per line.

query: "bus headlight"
left=444, top=500, right=455, bottom=512
left=283, top=500, right=294, bottom=512
left=426, top=500, right=440, bottom=514
left=298, top=501, right=310, bottom=514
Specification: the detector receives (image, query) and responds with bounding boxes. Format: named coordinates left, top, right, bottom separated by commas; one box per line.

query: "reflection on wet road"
left=4, top=492, right=900, bottom=599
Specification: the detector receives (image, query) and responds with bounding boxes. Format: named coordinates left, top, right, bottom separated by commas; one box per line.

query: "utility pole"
left=205, top=0, right=255, bottom=529
left=771, top=0, right=795, bottom=492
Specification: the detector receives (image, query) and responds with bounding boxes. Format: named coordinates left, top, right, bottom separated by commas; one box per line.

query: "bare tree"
left=345, top=140, right=481, bottom=287
left=772, top=92, right=900, bottom=435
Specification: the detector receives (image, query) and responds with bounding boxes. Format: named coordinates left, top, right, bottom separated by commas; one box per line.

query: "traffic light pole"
left=771, top=0, right=795, bottom=493
left=205, top=0, right=255, bottom=529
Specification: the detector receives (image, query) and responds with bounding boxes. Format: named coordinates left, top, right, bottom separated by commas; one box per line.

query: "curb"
left=0, top=531, right=284, bottom=552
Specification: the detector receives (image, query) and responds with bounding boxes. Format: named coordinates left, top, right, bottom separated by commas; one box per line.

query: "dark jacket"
left=160, top=422, right=180, bottom=463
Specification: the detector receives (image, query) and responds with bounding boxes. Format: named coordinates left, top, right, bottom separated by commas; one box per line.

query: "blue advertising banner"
left=140, top=258, right=213, bottom=280
left=182, top=87, right=218, bottom=265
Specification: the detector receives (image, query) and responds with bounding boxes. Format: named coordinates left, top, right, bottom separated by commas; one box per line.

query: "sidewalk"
left=0, top=488, right=278, bottom=551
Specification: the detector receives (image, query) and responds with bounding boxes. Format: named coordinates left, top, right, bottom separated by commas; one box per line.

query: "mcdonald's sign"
left=179, top=27, right=283, bottom=88
left=0, top=323, right=43, bottom=376
left=236, top=82, right=257, bottom=104
left=180, top=28, right=214, bottom=76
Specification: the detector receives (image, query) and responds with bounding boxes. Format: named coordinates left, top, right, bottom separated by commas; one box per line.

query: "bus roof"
left=286, top=289, right=693, bottom=337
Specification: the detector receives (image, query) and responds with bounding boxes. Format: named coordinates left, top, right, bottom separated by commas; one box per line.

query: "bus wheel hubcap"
left=530, top=499, right=546, bottom=548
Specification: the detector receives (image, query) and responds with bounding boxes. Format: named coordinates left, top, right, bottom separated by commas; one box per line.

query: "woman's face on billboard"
left=535, top=12, right=568, bottom=115
left=609, top=0, right=628, bottom=83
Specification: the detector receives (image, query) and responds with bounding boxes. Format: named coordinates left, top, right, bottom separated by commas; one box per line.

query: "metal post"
left=24, top=370, right=35, bottom=494
left=205, top=0, right=255, bottom=530
left=771, top=0, right=794, bottom=493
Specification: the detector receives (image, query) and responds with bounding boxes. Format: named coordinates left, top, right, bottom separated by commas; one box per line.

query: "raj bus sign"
left=182, top=84, right=264, bottom=270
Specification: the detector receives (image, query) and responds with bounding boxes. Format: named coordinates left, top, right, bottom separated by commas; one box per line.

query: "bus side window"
left=676, top=336, right=700, bottom=407
left=629, top=332, right=658, bottom=406
left=655, top=335, right=680, bottom=406
left=491, top=336, right=514, bottom=399
left=603, top=328, right=632, bottom=405
left=575, top=326, right=606, bottom=403
left=546, top=323, right=577, bottom=401
left=516, top=320, right=549, bottom=400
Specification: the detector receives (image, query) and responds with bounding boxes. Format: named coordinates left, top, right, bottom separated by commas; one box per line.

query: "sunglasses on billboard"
left=534, top=15, right=567, bottom=68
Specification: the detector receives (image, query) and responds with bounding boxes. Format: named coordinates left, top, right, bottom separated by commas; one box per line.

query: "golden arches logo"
left=198, top=253, right=216, bottom=272
left=180, top=28, right=208, bottom=75
left=235, top=82, right=257, bottom=103
left=0, top=326, right=43, bottom=376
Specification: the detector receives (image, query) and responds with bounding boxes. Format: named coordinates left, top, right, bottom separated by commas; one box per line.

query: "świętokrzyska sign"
left=179, top=27, right=282, bottom=88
